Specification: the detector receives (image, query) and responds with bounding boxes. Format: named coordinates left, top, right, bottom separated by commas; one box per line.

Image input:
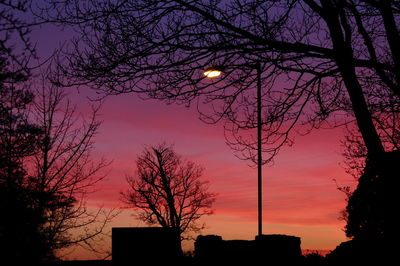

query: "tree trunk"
left=379, top=0, right=400, bottom=96
left=320, top=1, right=385, bottom=157
left=319, top=1, right=393, bottom=246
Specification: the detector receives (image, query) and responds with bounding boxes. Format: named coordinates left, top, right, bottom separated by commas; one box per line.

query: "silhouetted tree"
left=122, top=143, right=215, bottom=251
left=26, top=78, right=115, bottom=259
left=341, top=125, right=398, bottom=242
left=1, top=2, right=116, bottom=261
left=0, top=0, right=36, bottom=75
left=1, top=2, right=51, bottom=261
left=0, top=70, right=115, bottom=261
left=0, top=55, right=43, bottom=262
left=39, top=0, right=399, bottom=244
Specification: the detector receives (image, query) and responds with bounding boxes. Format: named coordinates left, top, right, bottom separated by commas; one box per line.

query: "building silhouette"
left=112, top=227, right=181, bottom=265
left=195, top=234, right=302, bottom=264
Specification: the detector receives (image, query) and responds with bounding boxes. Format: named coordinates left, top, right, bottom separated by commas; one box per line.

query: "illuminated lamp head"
left=203, top=67, right=223, bottom=78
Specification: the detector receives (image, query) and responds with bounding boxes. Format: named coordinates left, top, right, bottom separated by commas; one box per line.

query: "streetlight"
left=203, top=63, right=264, bottom=237
left=203, top=68, right=223, bottom=78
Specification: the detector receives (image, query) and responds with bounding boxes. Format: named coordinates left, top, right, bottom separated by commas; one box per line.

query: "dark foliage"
left=303, top=252, right=326, bottom=266
left=345, top=150, right=398, bottom=240
left=0, top=54, right=44, bottom=261
left=1, top=4, right=114, bottom=258
left=28, top=82, right=114, bottom=257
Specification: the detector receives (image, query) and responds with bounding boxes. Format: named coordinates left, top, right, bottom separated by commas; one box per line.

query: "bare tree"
left=1, top=0, right=38, bottom=76
left=1, top=2, right=117, bottom=261
left=27, top=77, right=115, bottom=259
left=37, top=0, right=398, bottom=161
left=122, top=143, right=216, bottom=250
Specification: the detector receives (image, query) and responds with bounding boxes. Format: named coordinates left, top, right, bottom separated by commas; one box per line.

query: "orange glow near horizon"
left=60, top=93, right=356, bottom=260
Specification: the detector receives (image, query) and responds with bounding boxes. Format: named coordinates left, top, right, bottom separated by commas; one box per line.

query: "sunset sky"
left=63, top=94, right=355, bottom=259
left=31, top=18, right=356, bottom=260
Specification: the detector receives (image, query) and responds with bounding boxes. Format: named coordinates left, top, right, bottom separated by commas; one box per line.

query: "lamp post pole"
left=203, top=63, right=264, bottom=237
left=256, top=62, right=263, bottom=237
